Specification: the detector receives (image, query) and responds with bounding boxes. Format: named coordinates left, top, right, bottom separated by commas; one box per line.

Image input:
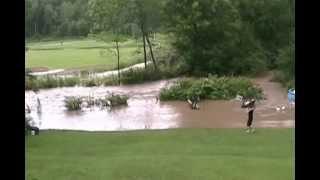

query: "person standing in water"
left=194, top=95, right=200, bottom=109
left=189, top=94, right=200, bottom=110
left=37, top=98, right=41, bottom=112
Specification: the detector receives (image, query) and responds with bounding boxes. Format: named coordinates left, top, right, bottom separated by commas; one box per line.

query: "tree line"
left=26, top=0, right=294, bottom=85
left=25, top=0, right=92, bottom=38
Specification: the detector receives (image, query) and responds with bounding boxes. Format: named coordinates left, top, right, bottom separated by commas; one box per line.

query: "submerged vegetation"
left=64, top=96, right=83, bottom=111
left=64, top=94, right=129, bottom=111
left=160, top=76, right=264, bottom=101
left=106, top=94, right=129, bottom=106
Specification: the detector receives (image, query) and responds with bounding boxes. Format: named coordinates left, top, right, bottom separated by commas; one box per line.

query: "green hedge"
left=160, top=76, right=264, bottom=101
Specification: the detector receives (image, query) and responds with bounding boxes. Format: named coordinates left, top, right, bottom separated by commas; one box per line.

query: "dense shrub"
left=273, top=45, right=295, bottom=89
left=160, top=76, right=263, bottom=101
left=271, top=71, right=295, bottom=90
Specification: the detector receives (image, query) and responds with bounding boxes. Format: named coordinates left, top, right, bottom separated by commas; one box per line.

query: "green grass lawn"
left=26, top=128, right=294, bottom=180
left=26, top=34, right=170, bottom=71
left=26, top=39, right=145, bottom=71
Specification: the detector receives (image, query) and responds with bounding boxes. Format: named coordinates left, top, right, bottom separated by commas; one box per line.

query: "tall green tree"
left=164, top=0, right=266, bottom=75
left=127, top=0, right=162, bottom=70
left=234, top=0, right=292, bottom=69
left=25, top=0, right=91, bottom=39
left=89, top=0, right=129, bottom=85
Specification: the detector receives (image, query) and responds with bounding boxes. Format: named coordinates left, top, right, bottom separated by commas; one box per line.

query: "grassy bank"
left=26, top=39, right=143, bottom=71
left=26, top=128, right=293, bottom=180
left=26, top=35, right=168, bottom=71
left=25, top=62, right=184, bottom=90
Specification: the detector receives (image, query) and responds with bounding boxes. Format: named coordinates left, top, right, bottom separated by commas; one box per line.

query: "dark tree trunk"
left=141, top=24, right=147, bottom=69
left=116, top=41, right=120, bottom=85
left=143, top=34, right=147, bottom=69
left=34, top=23, right=37, bottom=35
left=145, top=33, right=157, bottom=70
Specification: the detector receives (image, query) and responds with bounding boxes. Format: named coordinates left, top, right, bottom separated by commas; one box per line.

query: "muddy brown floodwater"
left=25, top=74, right=294, bottom=131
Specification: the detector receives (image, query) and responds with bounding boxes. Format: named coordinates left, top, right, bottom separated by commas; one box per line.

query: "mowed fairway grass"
left=26, top=39, right=145, bottom=71
left=26, top=128, right=293, bottom=180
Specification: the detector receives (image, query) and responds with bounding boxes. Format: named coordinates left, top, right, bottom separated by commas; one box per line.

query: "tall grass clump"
left=25, top=76, right=39, bottom=91
left=107, top=94, right=129, bottom=106
left=160, top=76, right=263, bottom=101
left=120, top=67, right=163, bottom=84
left=81, top=78, right=98, bottom=87
left=97, top=75, right=119, bottom=86
left=59, top=77, right=80, bottom=87
left=64, top=96, right=83, bottom=111
left=119, top=62, right=185, bottom=85
left=94, top=94, right=129, bottom=107
left=25, top=76, right=80, bottom=90
left=37, top=76, right=59, bottom=88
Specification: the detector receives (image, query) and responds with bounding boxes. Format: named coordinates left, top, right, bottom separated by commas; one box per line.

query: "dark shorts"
left=247, top=110, right=254, bottom=127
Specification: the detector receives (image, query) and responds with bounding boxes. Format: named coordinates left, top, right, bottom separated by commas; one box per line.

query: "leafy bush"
left=160, top=76, right=263, bottom=101
left=271, top=71, right=295, bottom=90
left=106, top=94, right=129, bottom=106
left=273, top=45, right=295, bottom=89
left=64, top=96, right=83, bottom=111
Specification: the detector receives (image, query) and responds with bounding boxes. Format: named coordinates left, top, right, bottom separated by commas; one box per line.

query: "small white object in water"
left=281, top=106, right=286, bottom=110
left=235, top=95, right=243, bottom=101
left=187, top=99, right=192, bottom=105
left=276, top=107, right=280, bottom=111
left=82, top=102, right=88, bottom=107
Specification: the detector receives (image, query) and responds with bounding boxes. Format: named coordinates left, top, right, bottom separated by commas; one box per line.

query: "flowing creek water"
left=25, top=74, right=294, bottom=131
